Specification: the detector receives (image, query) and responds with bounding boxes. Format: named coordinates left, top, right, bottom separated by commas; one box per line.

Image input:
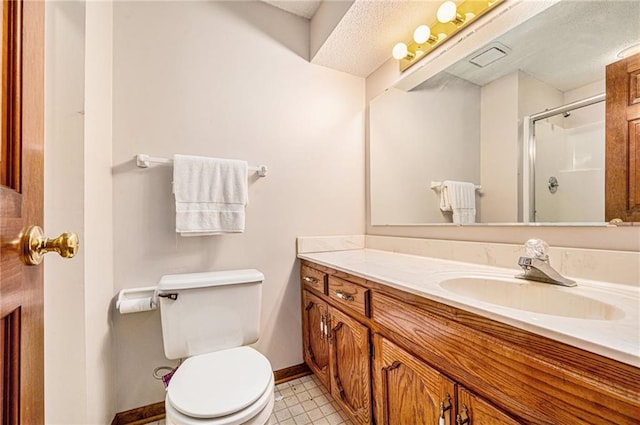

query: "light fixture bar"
left=396, top=0, right=506, bottom=72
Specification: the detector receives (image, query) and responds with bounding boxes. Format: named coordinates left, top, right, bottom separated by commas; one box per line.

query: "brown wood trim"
left=1, top=0, right=23, bottom=192
left=110, top=401, right=165, bottom=425
left=110, top=364, right=310, bottom=425
left=274, top=363, right=312, bottom=385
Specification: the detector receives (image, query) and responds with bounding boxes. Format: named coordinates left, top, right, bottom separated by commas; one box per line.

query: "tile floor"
left=148, top=374, right=352, bottom=425
left=269, top=374, right=354, bottom=425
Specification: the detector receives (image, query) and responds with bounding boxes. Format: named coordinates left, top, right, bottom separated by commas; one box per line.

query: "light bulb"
left=413, top=25, right=432, bottom=44
left=392, top=42, right=409, bottom=60
left=437, top=1, right=458, bottom=23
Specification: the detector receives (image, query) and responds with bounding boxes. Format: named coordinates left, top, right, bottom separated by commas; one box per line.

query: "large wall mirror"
left=370, top=0, right=640, bottom=226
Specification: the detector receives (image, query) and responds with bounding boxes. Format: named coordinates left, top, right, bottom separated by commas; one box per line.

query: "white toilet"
left=157, top=269, right=274, bottom=425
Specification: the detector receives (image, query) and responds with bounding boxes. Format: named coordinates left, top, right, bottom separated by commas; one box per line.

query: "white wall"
left=45, top=1, right=114, bottom=423
left=83, top=2, right=114, bottom=423
left=111, top=1, right=364, bottom=412
left=370, top=76, right=481, bottom=224
left=479, top=71, right=520, bottom=223
left=45, top=2, right=87, bottom=423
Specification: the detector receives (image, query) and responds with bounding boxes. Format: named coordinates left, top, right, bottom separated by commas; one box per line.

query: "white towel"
left=441, top=180, right=476, bottom=224
left=173, top=154, right=248, bottom=236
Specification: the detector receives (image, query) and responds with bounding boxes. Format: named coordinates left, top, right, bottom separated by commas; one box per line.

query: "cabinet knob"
left=335, top=290, right=355, bottom=301
left=303, top=275, right=319, bottom=285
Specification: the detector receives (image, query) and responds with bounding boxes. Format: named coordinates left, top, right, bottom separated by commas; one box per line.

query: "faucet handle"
left=524, top=238, right=549, bottom=260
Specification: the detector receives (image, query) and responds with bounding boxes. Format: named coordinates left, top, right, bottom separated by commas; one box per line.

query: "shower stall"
left=523, top=93, right=605, bottom=223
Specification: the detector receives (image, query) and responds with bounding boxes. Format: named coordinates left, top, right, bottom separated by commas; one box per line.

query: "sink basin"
left=440, top=276, right=625, bottom=320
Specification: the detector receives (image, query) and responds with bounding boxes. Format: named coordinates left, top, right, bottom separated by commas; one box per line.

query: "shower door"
left=527, top=96, right=605, bottom=223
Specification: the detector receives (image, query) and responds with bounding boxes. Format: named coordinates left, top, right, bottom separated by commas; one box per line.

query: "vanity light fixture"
left=392, top=0, right=505, bottom=72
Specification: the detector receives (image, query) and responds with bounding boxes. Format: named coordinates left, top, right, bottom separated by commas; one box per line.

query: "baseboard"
left=111, top=363, right=312, bottom=425
left=274, top=363, right=312, bottom=385
left=110, top=401, right=165, bottom=425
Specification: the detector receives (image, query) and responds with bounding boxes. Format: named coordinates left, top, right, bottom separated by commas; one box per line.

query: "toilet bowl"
left=165, top=347, right=274, bottom=425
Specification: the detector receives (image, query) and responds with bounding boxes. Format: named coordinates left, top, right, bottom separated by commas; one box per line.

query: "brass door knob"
left=20, top=225, right=79, bottom=265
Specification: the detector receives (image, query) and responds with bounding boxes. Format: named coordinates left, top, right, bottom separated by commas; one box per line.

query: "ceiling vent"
left=469, top=42, right=511, bottom=68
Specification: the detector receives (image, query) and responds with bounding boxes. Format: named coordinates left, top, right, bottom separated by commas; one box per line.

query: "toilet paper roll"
left=117, top=297, right=154, bottom=314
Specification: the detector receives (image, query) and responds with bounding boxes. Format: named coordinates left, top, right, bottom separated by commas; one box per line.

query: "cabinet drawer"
left=301, top=265, right=326, bottom=294
left=328, top=276, right=369, bottom=317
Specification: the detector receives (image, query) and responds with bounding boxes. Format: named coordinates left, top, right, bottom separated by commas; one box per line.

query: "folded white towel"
left=441, top=180, right=476, bottom=224
left=173, top=154, right=248, bottom=235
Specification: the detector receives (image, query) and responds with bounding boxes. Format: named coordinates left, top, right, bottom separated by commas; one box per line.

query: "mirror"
left=370, top=0, right=640, bottom=225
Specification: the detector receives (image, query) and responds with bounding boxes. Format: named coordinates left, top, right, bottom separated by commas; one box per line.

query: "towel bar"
left=430, top=181, right=482, bottom=191
left=136, top=154, right=268, bottom=177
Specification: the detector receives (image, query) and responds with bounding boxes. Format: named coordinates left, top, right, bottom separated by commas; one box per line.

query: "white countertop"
left=298, top=249, right=640, bottom=367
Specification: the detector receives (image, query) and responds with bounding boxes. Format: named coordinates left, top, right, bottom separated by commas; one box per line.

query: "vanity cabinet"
left=300, top=260, right=640, bottom=425
left=373, top=334, right=518, bottom=425
left=300, top=265, right=372, bottom=424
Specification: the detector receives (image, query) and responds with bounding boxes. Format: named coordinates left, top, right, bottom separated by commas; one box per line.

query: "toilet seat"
left=166, top=346, right=273, bottom=424
left=165, top=378, right=274, bottom=425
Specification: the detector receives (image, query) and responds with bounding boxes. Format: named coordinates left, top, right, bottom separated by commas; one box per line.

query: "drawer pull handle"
left=456, top=405, right=470, bottom=425
left=303, top=276, right=319, bottom=285
left=335, top=290, right=355, bottom=301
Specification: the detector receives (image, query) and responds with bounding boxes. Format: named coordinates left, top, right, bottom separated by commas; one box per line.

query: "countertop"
left=298, top=249, right=640, bottom=367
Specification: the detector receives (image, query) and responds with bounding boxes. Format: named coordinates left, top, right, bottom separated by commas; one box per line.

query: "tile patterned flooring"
left=269, top=374, right=354, bottom=425
left=149, top=374, right=352, bottom=425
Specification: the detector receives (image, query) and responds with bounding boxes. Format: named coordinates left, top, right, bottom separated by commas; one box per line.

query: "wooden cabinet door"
left=373, top=335, right=456, bottom=425
left=457, top=387, right=521, bottom=425
left=329, top=306, right=372, bottom=425
left=302, top=290, right=331, bottom=389
left=606, top=51, right=640, bottom=221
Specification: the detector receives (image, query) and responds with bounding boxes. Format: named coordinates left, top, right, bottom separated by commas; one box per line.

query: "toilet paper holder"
left=116, top=286, right=158, bottom=314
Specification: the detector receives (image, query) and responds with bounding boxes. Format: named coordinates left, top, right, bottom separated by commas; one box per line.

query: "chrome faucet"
left=515, top=239, right=576, bottom=287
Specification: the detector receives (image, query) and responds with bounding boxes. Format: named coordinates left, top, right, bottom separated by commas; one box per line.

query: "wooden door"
left=457, top=386, right=522, bottom=425
left=0, top=0, right=45, bottom=424
left=328, top=306, right=371, bottom=425
left=605, top=51, right=640, bottom=222
left=301, top=290, right=331, bottom=389
left=373, top=335, right=456, bottom=425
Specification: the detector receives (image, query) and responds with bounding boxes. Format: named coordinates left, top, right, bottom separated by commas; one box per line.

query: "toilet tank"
left=157, top=269, right=264, bottom=359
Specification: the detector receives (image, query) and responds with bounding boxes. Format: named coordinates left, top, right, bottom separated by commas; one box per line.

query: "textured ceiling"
left=311, top=1, right=442, bottom=77
left=258, top=0, right=640, bottom=82
left=261, top=0, right=322, bottom=19
left=445, top=1, right=640, bottom=92
left=259, top=0, right=443, bottom=78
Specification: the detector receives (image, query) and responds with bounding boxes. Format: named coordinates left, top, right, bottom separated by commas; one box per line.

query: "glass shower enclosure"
left=523, top=94, right=605, bottom=223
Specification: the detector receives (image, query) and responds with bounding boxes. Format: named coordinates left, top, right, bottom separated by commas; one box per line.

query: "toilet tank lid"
left=158, top=269, right=264, bottom=291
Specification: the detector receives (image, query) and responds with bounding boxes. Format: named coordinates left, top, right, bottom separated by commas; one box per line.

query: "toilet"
left=157, top=269, right=274, bottom=425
